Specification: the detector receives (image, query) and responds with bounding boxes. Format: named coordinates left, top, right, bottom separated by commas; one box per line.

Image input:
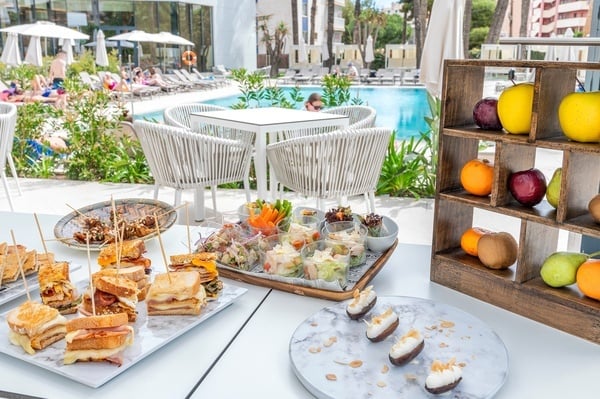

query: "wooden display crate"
left=430, top=60, right=600, bottom=344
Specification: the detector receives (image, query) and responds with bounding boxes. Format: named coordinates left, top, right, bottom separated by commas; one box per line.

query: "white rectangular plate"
left=0, top=282, right=247, bottom=388
left=0, top=264, right=82, bottom=307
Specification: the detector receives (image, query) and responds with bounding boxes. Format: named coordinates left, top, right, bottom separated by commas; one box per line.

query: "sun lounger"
left=293, top=68, right=314, bottom=84
left=276, top=69, right=297, bottom=85
left=172, top=69, right=212, bottom=90
left=191, top=68, right=228, bottom=87
left=179, top=69, right=219, bottom=89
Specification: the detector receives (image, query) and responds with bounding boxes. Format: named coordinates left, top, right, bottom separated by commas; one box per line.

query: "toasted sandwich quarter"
left=36, top=252, right=55, bottom=270
left=38, top=262, right=81, bottom=315
left=94, top=266, right=150, bottom=301
left=168, top=252, right=222, bottom=298
left=64, top=313, right=134, bottom=366
left=7, top=301, right=67, bottom=354
left=1, top=248, right=37, bottom=284
left=146, top=272, right=206, bottom=316
left=97, top=239, right=151, bottom=270
left=81, top=274, right=139, bottom=322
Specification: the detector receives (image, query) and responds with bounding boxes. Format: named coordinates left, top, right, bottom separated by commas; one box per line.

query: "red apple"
left=508, top=168, right=547, bottom=206
left=473, top=97, right=503, bottom=130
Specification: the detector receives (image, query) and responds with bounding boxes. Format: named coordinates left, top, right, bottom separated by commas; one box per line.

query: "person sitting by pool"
left=103, top=73, right=130, bottom=92
left=347, top=62, right=359, bottom=80
left=1, top=81, right=66, bottom=109
left=304, top=92, right=323, bottom=112
left=134, top=68, right=168, bottom=89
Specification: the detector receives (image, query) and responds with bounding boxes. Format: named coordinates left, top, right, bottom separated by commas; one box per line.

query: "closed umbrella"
left=95, top=30, right=109, bottom=67
left=419, top=0, right=466, bottom=97
left=0, top=21, right=89, bottom=40
left=298, top=37, right=308, bottom=65
left=59, top=38, right=74, bottom=64
left=365, top=35, right=375, bottom=65
left=321, top=38, right=329, bottom=64
left=25, top=36, right=43, bottom=67
left=0, top=32, right=21, bottom=66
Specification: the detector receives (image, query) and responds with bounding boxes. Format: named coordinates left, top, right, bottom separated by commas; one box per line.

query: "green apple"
left=540, top=251, right=588, bottom=287
left=558, top=91, right=600, bottom=143
left=546, top=168, right=561, bottom=209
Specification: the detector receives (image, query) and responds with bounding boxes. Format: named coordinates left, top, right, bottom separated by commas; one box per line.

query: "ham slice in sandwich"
left=64, top=313, right=134, bottom=366
left=81, top=274, right=139, bottom=322
left=146, top=271, right=206, bottom=316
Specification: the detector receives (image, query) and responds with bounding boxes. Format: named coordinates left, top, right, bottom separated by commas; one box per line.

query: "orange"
left=460, top=227, right=493, bottom=256
left=460, top=159, right=494, bottom=196
left=576, top=259, right=600, bottom=300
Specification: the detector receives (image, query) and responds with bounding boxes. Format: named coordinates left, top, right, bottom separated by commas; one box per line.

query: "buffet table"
left=1, top=211, right=600, bottom=398
left=189, top=108, right=349, bottom=199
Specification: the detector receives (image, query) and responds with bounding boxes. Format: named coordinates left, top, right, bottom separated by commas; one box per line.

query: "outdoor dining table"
left=1, top=211, right=599, bottom=398
left=189, top=107, right=349, bottom=200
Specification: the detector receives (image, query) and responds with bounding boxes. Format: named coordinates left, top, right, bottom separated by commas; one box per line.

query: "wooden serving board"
left=217, top=240, right=397, bottom=301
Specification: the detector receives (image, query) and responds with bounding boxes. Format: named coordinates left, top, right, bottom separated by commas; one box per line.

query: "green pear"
left=540, top=251, right=588, bottom=287
left=546, top=168, right=562, bottom=208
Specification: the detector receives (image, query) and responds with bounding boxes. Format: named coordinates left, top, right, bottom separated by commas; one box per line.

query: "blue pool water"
left=136, top=86, right=431, bottom=139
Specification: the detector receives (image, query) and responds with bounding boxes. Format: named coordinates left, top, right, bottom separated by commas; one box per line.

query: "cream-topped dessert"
left=424, top=358, right=463, bottom=394
left=346, top=286, right=377, bottom=320
left=365, top=307, right=399, bottom=342
left=389, top=328, right=424, bottom=366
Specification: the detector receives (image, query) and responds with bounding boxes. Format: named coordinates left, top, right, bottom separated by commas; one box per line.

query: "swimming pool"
left=136, top=86, right=431, bottom=138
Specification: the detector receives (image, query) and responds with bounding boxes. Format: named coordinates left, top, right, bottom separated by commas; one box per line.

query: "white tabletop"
left=190, top=107, right=349, bottom=200
left=190, top=107, right=348, bottom=132
left=192, top=243, right=600, bottom=399
left=2, top=213, right=599, bottom=398
left=0, top=212, right=271, bottom=399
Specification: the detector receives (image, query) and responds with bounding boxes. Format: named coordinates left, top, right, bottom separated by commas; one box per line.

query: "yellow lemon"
left=558, top=91, right=600, bottom=143
left=497, top=83, right=534, bottom=134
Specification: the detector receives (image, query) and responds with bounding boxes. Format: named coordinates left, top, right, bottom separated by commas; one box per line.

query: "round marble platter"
left=289, top=296, right=509, bottom=399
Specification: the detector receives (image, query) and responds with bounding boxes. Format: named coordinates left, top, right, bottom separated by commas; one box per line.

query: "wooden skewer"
left=154, top=213, right=172, bottom=283
left=10, top=230, right=31, bottom=302
left=65, top=203, right=87, bottom=218
left=186, top=202, right=191, bottom=255
left=0, top=250, right=7, bottom=289
left=86, top=233, right=96, bottom=316
left=155, top=202, right=188, bottom=219
left=111, top=196, right=122, bottom=272
left=33, top=213, right=49, bottom=256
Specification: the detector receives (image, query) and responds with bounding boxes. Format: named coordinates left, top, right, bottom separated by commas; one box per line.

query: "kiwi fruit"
left=588, top=194, right=600, bottom=224
left=477, top=232, right=518, bottom=270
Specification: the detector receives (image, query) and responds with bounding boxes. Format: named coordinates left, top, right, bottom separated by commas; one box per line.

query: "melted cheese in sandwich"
left=150, top=288, right=204, bottom=303
left=8, top=330, right=35, bottom=355
left=64, top=331, right=134, bottom=365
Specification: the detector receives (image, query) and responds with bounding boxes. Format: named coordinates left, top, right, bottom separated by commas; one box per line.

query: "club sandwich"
left=81, top=273, right=139, bottom=322
left=6, top=301, right=67, bottom=354
left=38, top=261, right=81, bottom=314
left=168, top=252, right=222, bottom=299
left=146, top=272, right=206, bottom=316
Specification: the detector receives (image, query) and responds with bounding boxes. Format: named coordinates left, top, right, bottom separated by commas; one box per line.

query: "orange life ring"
left=182, top=50, right=197, bottom=66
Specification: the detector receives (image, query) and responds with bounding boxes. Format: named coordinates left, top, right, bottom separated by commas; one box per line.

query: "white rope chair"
left=0, top=103, right=19, bottom=211
left=323, top=105, right=377, bottom=129
left=133, top=120, right=253, bottom=221
left=163, top=103, right=226, bottom=130
left=267, top=127, right=392, bottom=212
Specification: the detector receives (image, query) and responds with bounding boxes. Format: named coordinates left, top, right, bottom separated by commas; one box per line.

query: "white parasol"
left=0, top=32, right=21, bottom=66
left=59, top=38, right=74, bottom=64
left=0, top=21, right=89, bottom=40
left=298, top=37, right=308, bottom=65
left=95, top=30, right=109, bottom=67
left=419, top=0, right=466, bottom=97
left=154, top=32, right=194, bottom=71
left=321, top=38, right=329, bottom=63
left=365, top=35, right=375, bottom=64
left=24, top=36, right=43, bottom=67
left=107, top=30, right=158, bottom=66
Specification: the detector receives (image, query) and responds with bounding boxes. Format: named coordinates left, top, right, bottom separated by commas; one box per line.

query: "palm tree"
left=414, top=0, right=428, bottom=67
left=399, top=0, right=414, bottom=44
left=485, top=0, right=510, bottom=44
left=291, top=0, right=298, bottom=45
left=519, top=0, right=532, bottom=58
left=326, top=0, right=335, bottom=68
left=463, top=0, right=472, bottom=58
left=309, top=0, right=317, bottom=44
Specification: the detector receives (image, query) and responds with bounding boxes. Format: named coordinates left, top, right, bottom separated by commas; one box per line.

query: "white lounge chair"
left=0, top=103, right=19, bottom=211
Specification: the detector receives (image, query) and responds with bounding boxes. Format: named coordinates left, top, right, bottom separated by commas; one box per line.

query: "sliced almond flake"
left=459, top=362, right=467, bottom=368
left=323, top=336, right=338, bottom=347
left=326, top=373, right=337, bottom=381
left=424, top=325, right=437, bottom=330
left=439, top=342, right=449, bottom=348
left=376, top=381, right=387, bottom=388
left=381, top=364, right=389, bottom=374
left=310, top=322, right=318, bottom=327
left=405, top=373, right=418, bottom=381
left=440, top=320, right=455, bottom=328
left=334, top=359, right=348, bottom=365
left=348, top=360, right=363, bottom=368
left=308, top=346, right=321, bottom=353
